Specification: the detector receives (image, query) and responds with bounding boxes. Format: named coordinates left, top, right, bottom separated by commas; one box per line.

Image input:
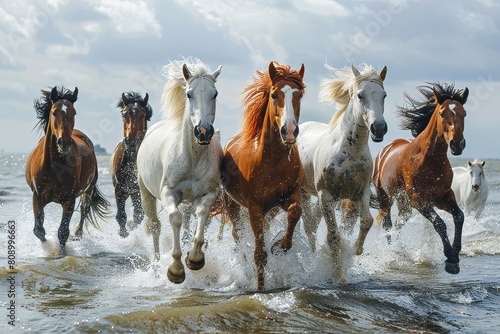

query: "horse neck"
left=334, top=102, right=370, bottom=149
left=413, top=111, right=449, bottom=159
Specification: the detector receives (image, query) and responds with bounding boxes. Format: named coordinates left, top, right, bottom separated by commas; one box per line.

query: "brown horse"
left=373, top=83, right=469, bottom=274
left=110, top=92, right=152, bottom=238
left=25, top=86, right=109, bottom=253
left=220, top=61, right=305, bottom=290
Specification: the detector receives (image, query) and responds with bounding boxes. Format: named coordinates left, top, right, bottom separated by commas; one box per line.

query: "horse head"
left=469, top=160, right=485, bottom=192
left=183, top=63, right=222, bottom=145
left=49, top=86, right=78, bottom=154
left=268, top=61, right=305, bottom=145
left=351, top=64, right=388, bottom=142
left=119, top=92, right=152, bottom=156
left=434, top=87, right=468, bottom=155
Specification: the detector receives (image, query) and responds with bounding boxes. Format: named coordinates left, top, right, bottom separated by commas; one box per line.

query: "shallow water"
left=1, top=153, right=499, bottom=333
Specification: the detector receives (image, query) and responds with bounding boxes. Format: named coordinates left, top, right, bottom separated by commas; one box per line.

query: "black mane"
left=396, top=82, right=467, bottom=137
left=33, top=86, right=75, bottom=133
left=117, top=91, right=153, bottom=121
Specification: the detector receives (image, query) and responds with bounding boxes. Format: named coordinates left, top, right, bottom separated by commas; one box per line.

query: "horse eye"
left=214, top=91, right=218, bottom=99
left=187, top=92, right=192, bottom=99
left=357, top=94, right=363, bottom=100
left=383, top=94, right=387, bottom=99
left=271, top=93, right=277, bottom=100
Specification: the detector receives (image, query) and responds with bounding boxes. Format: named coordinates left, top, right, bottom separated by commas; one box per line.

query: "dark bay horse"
left=220, top=61, right=306, bottom=290
left=110, top=92, right=152, bottom=237
left=373, top=83, right=469, bottom=274
left=25, top=86, right=110, bottom=253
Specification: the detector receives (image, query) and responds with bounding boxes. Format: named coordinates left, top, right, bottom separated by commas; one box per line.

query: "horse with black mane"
left=110, top=91, right=153, bottom=237
left=26, top=86, right=109, bottom=253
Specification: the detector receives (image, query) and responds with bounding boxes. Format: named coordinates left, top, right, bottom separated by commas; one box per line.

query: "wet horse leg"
left=130, top=184, right=144, bottom=228
left=248, top=202, right=267, bottom=290
left=376, top=188, right=394, bottom=244
left=272, top=189, right=301, bottom=253
left=159, top=187, right=185, bottom=283
left=186, top=193, right=217, bottom=271
left=139, top=178, right=164, bottom=268
left=114, top=187, right=129, bottom=237
left=418, top=205, right=461, bottom=274
left=58, top=200, right=76, bottom=254
left=353, top=193, right=373, bottom=256
left=301, top=190, right=318, bottom=252
left=319, top=190, right=343, bottom=282
left=32, top=194, right=47, bottom=242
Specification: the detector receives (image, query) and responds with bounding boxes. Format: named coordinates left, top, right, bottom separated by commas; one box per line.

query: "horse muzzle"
left=56, top=137, right=72, bottom=154
left=472, top=183, right=480, bottom=192
left=194, top=125, right=215, bottom=145
left=370, top=122, right=388, bottom=143
left=280, top=124, right=299, bottom=145
left=450, top=138, right=466, bottom=156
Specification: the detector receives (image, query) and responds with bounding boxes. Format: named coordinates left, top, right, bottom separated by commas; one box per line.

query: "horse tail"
left=369, top=192, right=379, bottom=209
left=83, top=182, right=111, bottom=229
left=209, top=188, right=231, bottom=224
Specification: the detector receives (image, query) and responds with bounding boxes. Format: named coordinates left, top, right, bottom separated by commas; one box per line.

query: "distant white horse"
left=297, top=63, right=387, bottom=281
left=451, top=160, right=489, bottom=219
left=137, top=58, right=223, bottom=284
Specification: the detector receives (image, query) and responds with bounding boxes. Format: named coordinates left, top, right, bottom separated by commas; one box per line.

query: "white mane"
left=159, top=57, right=217, bottom=123
left=319, top=63, right=384, bottom=130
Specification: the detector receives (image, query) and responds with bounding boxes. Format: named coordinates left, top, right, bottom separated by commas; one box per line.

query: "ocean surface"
left=1, top=153, right=499, bottom=333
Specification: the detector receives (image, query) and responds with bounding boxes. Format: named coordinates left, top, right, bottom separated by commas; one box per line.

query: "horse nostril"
left=460, top=139, right=466, bottom=150
left=293, top=125, right=299, bottom=137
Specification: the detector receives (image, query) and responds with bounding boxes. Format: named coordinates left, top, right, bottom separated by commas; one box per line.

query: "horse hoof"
left=167, top=268, right=186, bottom=284
left=271, top=240, right=288, bottom=255
left=185, top=256, right=205, bottom=271
left=118, top=228, right=129, bottom=238
left=445, top=261, right=460, bottom=274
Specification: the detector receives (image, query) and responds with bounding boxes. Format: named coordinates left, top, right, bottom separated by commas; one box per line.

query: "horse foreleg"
left=130, top=186, right=144, bottom=230
left=160, top=187, right=185, bottom=284
left=354, top=196, right=373, bottom=256
left=115, top=187, right=129, bottom=238
left=273, top=190, right=301, bottom=253
left=32, top=194, right=47, bottom=242
left=187, top=193, right=216, bottom=271
left=139, top=177, right=162, bottom=262
left=248, top=204, right=267, bottom=290
left=180, top=204, right=193, bottom=245
left=319, top=190, right=343, bottom=282
left=301, top=190, right=318, bottom=252
left=418, top=206, right=460, bottom=275
left=59, top=200, right=75, bottom=254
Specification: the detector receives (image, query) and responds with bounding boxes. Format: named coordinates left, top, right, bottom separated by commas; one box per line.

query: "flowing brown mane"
left=240, top=62, right=305, bottom=146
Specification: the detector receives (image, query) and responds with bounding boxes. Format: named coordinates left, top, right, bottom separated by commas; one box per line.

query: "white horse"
left=137, top=58, right=223, bottom=284
left=451, top=160, right=489, bottom=220
left=297, top=63, right=388, bottom=281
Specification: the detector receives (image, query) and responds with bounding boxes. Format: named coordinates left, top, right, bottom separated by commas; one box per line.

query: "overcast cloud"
left=1, top=0, right=499, bottom=159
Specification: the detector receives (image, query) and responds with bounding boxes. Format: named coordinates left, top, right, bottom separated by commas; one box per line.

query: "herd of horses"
left=25, top=58, right=489, bottom=290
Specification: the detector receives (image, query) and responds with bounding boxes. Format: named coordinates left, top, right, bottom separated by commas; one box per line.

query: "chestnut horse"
left=25, top=86, right=109, bottom=253
left=110, top=92, right=153, bottom=237
left=373, top=83, right=469, bottom=275
left=221, top=61, right=305, bottom=290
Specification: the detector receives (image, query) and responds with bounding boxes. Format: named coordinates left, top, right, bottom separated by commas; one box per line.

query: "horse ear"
left=379, top=65, right=388, bottom=81
left=122, top=93, right=131, bottom=106
left=298, top=64, right=305, bottom=80
left=71, top=87, right=78, bottom=103
left=481, top=160, right=485, bottom=167
left=182, top=63, right=192, bottom=81
left=268, top=61, right=278, bottom=84
left=468, top=160, right=473, bottom=168
left=351, top=64, right=361, bottom=77
left=50, top=87, right=58, bottom=102
left=143, top=92, right=149, bottom=105
left=460, top=87, right=469, bottom=104
left=212, top=65, right=222, bottom=80
left=433, top=88, right=445, bottom=105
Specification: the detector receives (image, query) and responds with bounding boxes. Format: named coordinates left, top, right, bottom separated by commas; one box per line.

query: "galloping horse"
left=297, top=64, right=388, bottom=281
left=137, top=58, right=222, bottom=284
left=25, top=86, right=109, bottom=253
left=452, top=160, right=489, bottom=220
left=221, top=61, right=306, bottom=290
left=373, top=83, right=469, bottom=274
left=110, top=92, right=153, bottom=237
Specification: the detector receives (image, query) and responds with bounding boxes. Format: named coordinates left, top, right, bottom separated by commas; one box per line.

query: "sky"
left=1, top=0, right=499, bottom=160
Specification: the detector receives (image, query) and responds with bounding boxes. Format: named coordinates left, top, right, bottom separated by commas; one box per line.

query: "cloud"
left=94, top=0, right=162, bottom=37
